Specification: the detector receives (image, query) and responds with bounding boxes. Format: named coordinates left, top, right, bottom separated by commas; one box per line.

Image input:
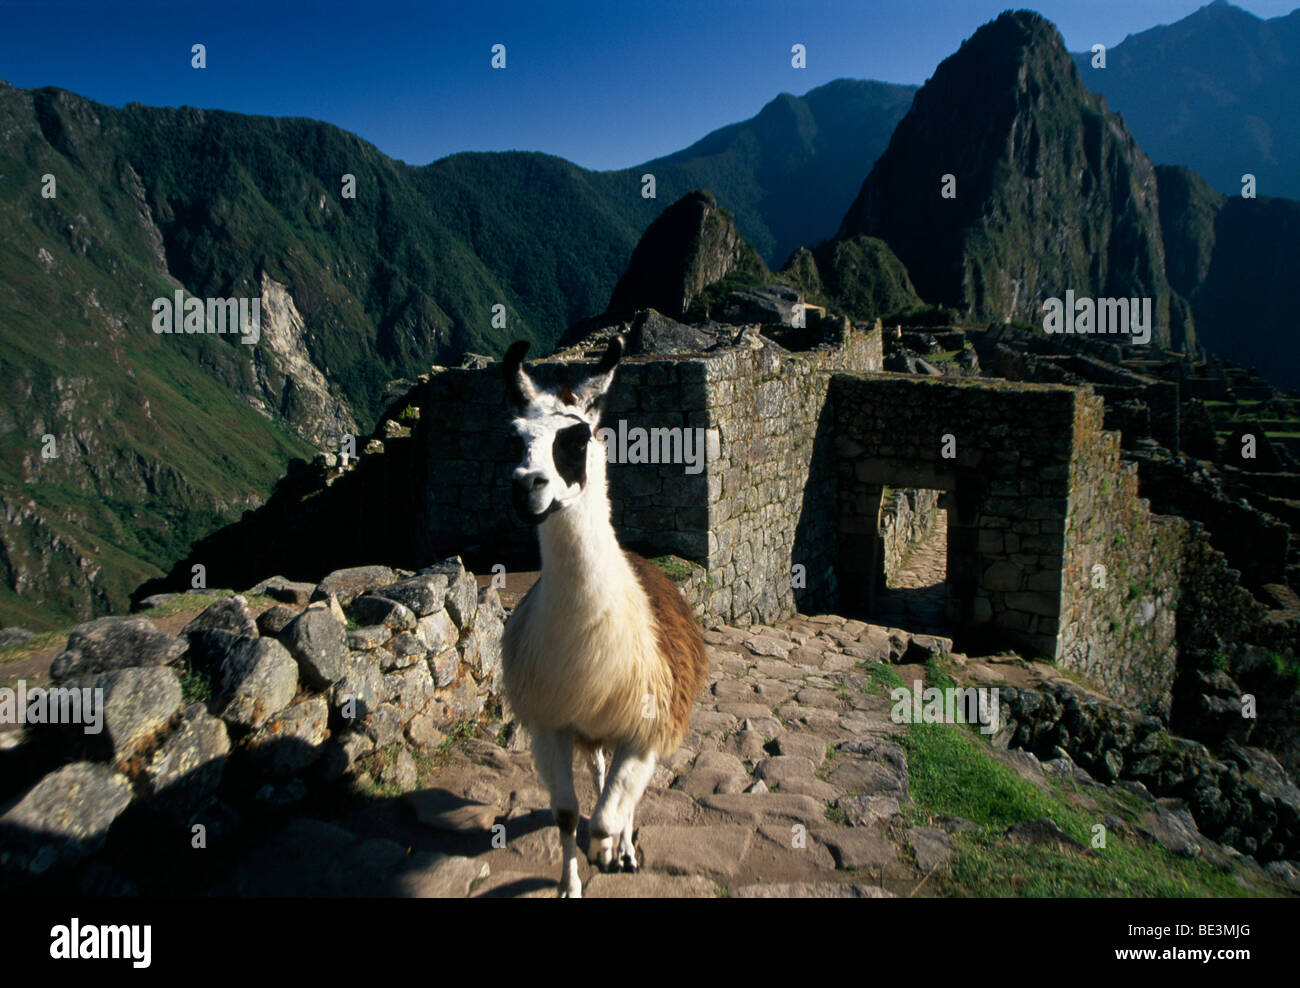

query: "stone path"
left=223, top=608, right=1297, bottom=898
left=332, top=615, right=958, bottom=898
left=875, top=509, right=949, bottom=634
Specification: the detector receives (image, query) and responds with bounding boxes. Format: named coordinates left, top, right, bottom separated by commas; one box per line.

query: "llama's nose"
left=515, top=471, right=548, bottom=493
left=512, top=471, right=552, bottom=524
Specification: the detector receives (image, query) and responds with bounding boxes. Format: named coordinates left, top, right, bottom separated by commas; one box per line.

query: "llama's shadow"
left=0, top=735, right=570, bottom=898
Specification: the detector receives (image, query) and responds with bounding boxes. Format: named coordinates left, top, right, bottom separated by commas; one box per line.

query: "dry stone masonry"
left=0, top=558, right=503, bottom=889
left=175, top=315, right=1289, bottom=722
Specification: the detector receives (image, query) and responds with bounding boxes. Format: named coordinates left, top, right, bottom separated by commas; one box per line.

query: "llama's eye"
left=557, top=422, right=590, bottom=453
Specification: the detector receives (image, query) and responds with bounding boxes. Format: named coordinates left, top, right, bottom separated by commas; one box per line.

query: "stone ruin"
left=147, top=297, right=1297, bottom=725
left=6, top=290, right=1300, bottom=893
left=0, top=559, right=506, bottom=893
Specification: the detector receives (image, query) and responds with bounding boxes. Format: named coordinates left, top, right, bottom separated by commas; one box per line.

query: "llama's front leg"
left=533, top=728, right=582, bottom=898
left=590, top=746, right=657, bottom=873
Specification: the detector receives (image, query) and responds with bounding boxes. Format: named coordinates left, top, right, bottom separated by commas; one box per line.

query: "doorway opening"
left=873, top=488, right=950, bottom=634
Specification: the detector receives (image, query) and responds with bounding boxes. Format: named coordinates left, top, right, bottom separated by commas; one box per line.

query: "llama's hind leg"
left=591, top=746, right=657, bottom=873
left=619, top=817, right=638, bottom=873
left=532, top=728, right=583, bottom=898
left=587, top=747, right=614, bottom=869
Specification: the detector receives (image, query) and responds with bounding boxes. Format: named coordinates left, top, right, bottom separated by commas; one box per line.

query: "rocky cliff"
left=605, top=190, right=769, bottom=320
left=835, top=11, right=1189, bottom=349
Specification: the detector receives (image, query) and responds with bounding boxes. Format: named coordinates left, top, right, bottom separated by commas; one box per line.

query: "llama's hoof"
left=618, top=852, right=639, bottom=873
left=590, top=836, right=615, bottom=870
left=596, top=853, right=620, bottom=873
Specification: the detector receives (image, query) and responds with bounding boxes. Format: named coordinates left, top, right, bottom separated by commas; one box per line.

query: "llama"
left=499, top=335, right=709, bottom=898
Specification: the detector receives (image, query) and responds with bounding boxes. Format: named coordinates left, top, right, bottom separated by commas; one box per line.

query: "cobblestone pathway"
left=875, top=509, right=949, bottom=634
left=356, top=616, right=963, bottom=898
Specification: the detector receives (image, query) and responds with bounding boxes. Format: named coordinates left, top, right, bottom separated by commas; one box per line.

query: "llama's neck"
left=536, top=473, right=635, bottom=611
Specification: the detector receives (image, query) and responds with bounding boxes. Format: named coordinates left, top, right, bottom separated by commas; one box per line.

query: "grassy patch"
left=850, top=649, right=1272, bottom=896
left=646, top=555, right=701, bottom=583
left=139, top=589, right=278, bottom=619
left=178, top=660, right=214, bottom=706
left=856, top=660, right=905, bottom=696
left=0, top=630, right=65, bottom=666
left=825, top=805, right=851, bottom=826
left=901, top=719, right=1270, bottom=897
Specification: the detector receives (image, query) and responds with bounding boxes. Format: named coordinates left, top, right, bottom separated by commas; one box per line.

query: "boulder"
left=384, top=663, right=436, bottom=719
left=249, top=576, right=315, bottom=606
left=375, top=576, right=450, bottom=618
left=214, top=636, right=298, bottom=730
left=256, top=604, right=298, bottom=637
left=182, top=595, right=257, bottom=638
left=380, top=633, right=426, bottom=671
left=313, top=566, right=398, bottom=606
left=81, top=666, right=183, bottom=765
left=421, top=558, right=477, bottom=627
left=280, top=606, right=350, bottom=687
left=142, top=704, right=230, bottom=819
left=0, top=762, right=133, bottom=878
left=245, top=696, right=330, bottom=777
left=333, top=653, right=384, bottom=726
left=415, top=610, right=457, bottom=654
left=50, top=617, right=186, bottom=682
left=350, top=595, right=417, bottom=632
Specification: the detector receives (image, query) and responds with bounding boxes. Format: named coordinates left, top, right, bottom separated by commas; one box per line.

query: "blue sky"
left=0, top=0, right=1295, bottom=170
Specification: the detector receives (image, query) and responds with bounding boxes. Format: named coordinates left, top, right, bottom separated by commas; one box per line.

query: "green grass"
left=856, top=656, right=1274, bottom=896
left=857, top=660, right=906, bottom=695
left=901, top=721, right=1268, bottom=896
left=0, top=629, right=64, bottom=666
left=647, top=555, right=702, bottom=583
left=179, top=660, right=214, bottom=706
left=1266, top=650, right=1300, bottom=690
left=824, top=805, right=851, bottom=826
left=137, top=589, right=277, bottom=619
left=928, top=349, right=963, bottom=363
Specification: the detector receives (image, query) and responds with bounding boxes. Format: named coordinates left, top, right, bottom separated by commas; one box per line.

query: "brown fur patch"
left=623, top=551, right=710, bottom=753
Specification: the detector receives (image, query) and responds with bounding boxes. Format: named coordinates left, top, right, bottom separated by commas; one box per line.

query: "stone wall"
left=1134, top=453, right=1291, bottom=588
left=831, top=374, right=1080, bottom=659
left=994, top=678, right=1300, bottom=862
left=419, top=325, right=883, bottom=627
left=694, top=328, right=882, bottom=625
left=1057, top=391, right=1184, bottom=714
left=1, top=560, right=503, bottom=890
left=419, top=359, right=719, bottom=563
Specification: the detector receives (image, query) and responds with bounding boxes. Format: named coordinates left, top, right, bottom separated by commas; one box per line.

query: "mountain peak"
left=605, top=190, right=767, bottom=319
left=1202, top=0, right=1253, bottom=15
left=833, top=10, right=1183, bottom=346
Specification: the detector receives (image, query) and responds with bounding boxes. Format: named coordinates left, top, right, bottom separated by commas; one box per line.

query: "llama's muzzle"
left=513, top=472, right=556, bottom=525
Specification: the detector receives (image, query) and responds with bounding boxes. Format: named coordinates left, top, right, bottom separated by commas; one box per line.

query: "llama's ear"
left=575, top=334, right=623, bottom=413
left=503, top=340, right=539, bottom=411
